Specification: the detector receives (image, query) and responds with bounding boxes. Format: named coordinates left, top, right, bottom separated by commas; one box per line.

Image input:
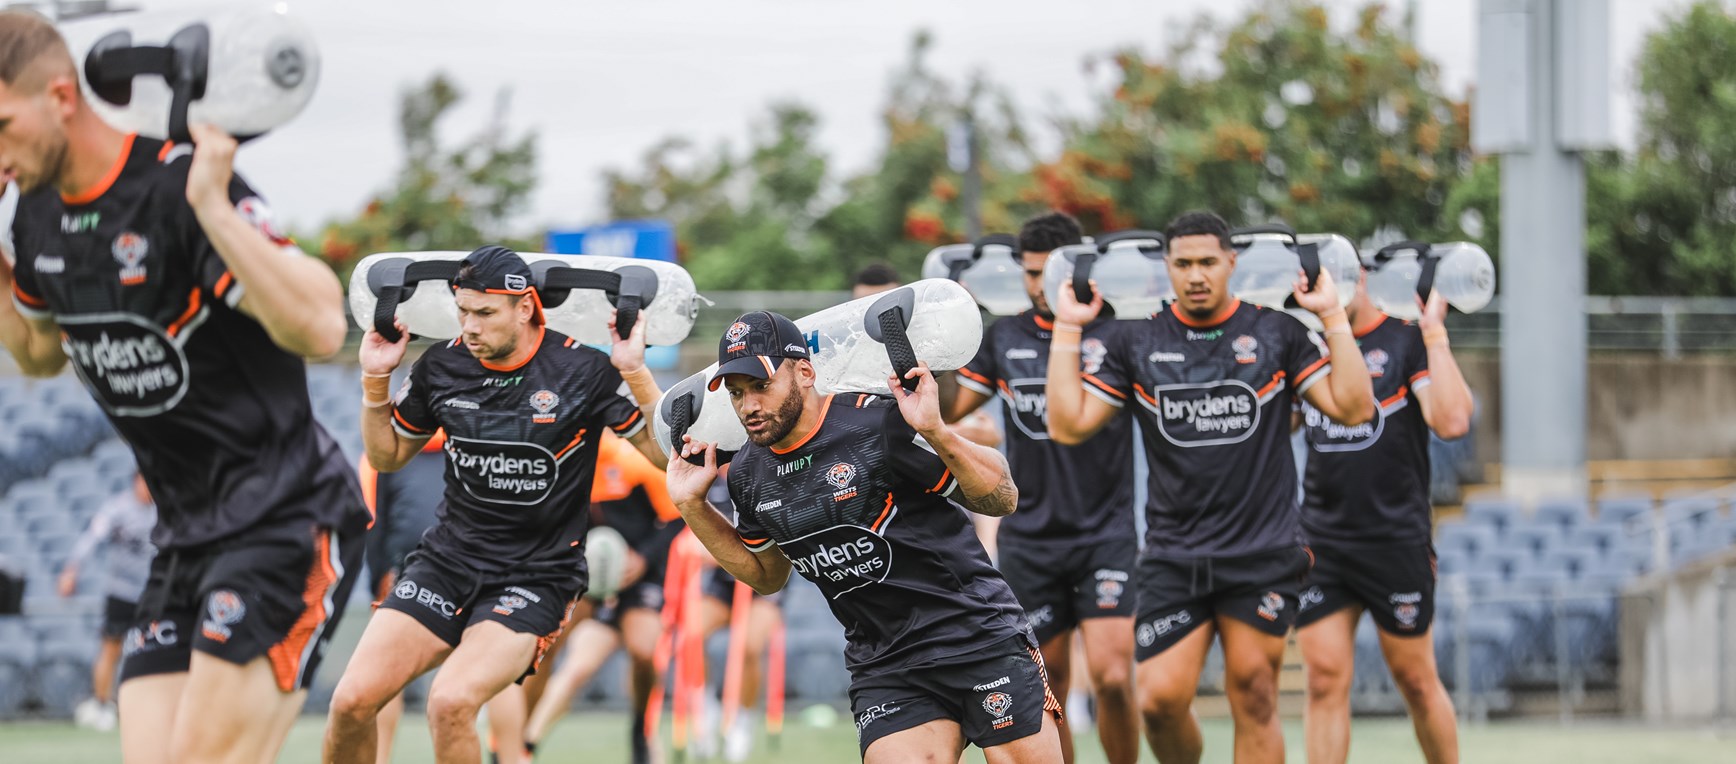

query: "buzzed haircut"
left=1016, top=211, right=1083, bottom=255
left=0, top=10, right=72, bottom=90
left=1163, top=210, right=1233, bottom=251
left=853, top=262, right=900, bottom=288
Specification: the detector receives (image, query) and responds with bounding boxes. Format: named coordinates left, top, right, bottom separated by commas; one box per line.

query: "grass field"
left=1, top=712, right=1731, bottom=763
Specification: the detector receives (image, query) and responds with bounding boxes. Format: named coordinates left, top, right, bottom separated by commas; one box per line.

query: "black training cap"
left=451, top=245, right=543, bottom=323
left=708, top=311, right=810, bottom=391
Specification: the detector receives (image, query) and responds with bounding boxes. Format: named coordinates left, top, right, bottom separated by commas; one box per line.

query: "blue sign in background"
left=546, top=220, right=681, bottom=369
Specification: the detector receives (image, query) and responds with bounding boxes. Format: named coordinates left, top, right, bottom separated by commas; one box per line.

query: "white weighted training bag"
left=654, top=278, right=983, bottom=462
left=1228, top=225, right=1360, bottom=330
left=1041, top=230, right=1171, bottom=319
left=1363, top=241, right=1496, bottom=321
left=348, top=251, right=702, bottom=347
left=59, top=4, right=320, bottom=142
left=920, top=234, right=1030, bottom=316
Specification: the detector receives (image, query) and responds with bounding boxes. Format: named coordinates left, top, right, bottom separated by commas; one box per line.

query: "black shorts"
left=595, top=580, right=664, bottom=630
left=1133, top=545, right=1311, bottom=662
left=376, top=548, right=579, bottom=678
left=119, top=521, right=363, bottom=692
left=996, top=534, right=1138, bottom=644
left=102, top=596, right=137, bottom=639
left=1295, top=541, right=1437, bottom=636
left=850, top=638, right=1061, bottom=755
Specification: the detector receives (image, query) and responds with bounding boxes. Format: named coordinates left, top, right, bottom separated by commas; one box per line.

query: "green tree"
left=315, top=75, right=538, bottom=282
left=1045, top=1, right=1473, bottom=243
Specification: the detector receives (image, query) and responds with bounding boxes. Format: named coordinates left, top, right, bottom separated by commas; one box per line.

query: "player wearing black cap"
left=1045, top=211, right=1375, bottom=763
left=0, top=11, right=364, bottom=763
left=668, top=311, right=1063, bottom=763
left=1294, top=273, right=1473, bottom=764
left=949, top=211, right=1140, bottom=764
left=323, top=246, right=668, bottom=764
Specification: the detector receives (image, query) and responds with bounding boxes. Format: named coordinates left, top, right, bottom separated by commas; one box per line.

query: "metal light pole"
left=1474, top=0, right=1612, bottom=501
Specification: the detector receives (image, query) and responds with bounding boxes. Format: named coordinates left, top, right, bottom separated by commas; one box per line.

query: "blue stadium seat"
left=1661, top=495, right=1724, bottom=533
left=1476, top=548, right=1526, bottom=581
left=1539, top=547, right=1598, bottom=579
left=1533, top=497, right=1589, bottom=532
left=1596, top=496, right=1653, bottom=529
left=1565, top=524, right=1620, bottom=558
left=1436, top=522, right=1500, bottom=560
left=1463, top=498, right=1520, bottom=535
left=0, top=639, right=36, bottom=719
left=1505, top=522, right=1561, bottom=559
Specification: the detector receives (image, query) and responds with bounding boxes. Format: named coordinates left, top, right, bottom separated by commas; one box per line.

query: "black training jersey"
left=1302, top=314, right=1433, bottom=546
left=391, top=328, right=644, bottom=584
left=9, top=134, right=365, bottom=550
left=727, top=394, right=1030, bottom=677
left=956, top=311, right=1135, bottom=543
left=1085, top=300, right=1329, bottom=557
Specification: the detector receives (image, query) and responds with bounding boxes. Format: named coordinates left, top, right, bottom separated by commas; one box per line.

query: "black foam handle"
left=1371, top=240, right=1432, bottom=267
left=668, top=393, right=700, bottom=466
left=1298, top=242, right=1321, bottom=291
left=1071, top=252, right=1099, bottom=305
left=372, top=260, right=463, bottom=343
left=946, top=260, right=971, bottom=282
left=614, top=293, right=642, bottom=343
left=973, top=233, right=1018, bottom=254
left=1416, top=251, right=1440, bottom=304
left=877, top=307, right=921, bottom=393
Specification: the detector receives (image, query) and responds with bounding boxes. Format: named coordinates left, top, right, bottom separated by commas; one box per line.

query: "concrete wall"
left=1456, top=352, right=1736, bottom=462
left=1619, top=548, right=1736, bottom=721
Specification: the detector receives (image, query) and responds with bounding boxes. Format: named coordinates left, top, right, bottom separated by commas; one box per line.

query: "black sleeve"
left=586, top=363, right=646, bottom=437
left=390, top=356, right=437, bottom=439
left=879, top=406, right=960, bottom=498
left=726, top=473, right=775, bottom=552
left=170, top=159, right=295, bottom=310
left=955, top=323, right=997, bottom=396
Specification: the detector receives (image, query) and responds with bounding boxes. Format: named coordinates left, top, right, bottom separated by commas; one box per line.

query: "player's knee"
left=1138, top=685, right=1192, bottom=726
left=327, top=681, right=388, bottom=726
left=1305, top=656, right=1352, bottom=702
left=1089, top=658, right=1132, bottom=698
left=424, top=686, right=486, bottom=730
left=1224, top=666, right=1279, bottom=723
left=1387, top=656, right=1442, bottom=706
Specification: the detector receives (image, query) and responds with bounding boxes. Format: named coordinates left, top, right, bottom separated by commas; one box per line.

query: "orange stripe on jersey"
left=555, top=428, right=589, bottom=459
left=1133, top=383, right=1157, bottom=406
left=1256, top=371, right=1287, bottom=399
left=214, top=271, right=235, bottom=299
left=1381, top=386, right=1409, bottom=408
left=165, top=289, right=202, bottom=337
left=955, top=366, right=991, bottom=385
left=356, top=455, right=378, bottom=528
left=62, top=133, right=136, bottom=206
left=11, top=281, right=46, bottom=308
left=870, top=495, right=894, bottom=532
left=1410, top=369, right=1432, bottom=384
left=1295, top=357, right=1329, bottom=384
left=855, top=393, right=869, bottom=408
left=392, top=408, right=429, bottom=434
left=739, top=535, right=768, bottom=546
left=479, top=325, right=545, bottom=372
left=1083, top=374, right=1127, bottom=400
left=267, top=530, right=337, bottom=692
left=611, top=409, right=643, bottom=433
left=928, top=468, right=952, bottom=494
left=156, top=140, right=176, bottom=161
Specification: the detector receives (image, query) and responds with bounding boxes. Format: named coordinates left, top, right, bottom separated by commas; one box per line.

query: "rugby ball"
left=583, top=526, right=630, bottom=601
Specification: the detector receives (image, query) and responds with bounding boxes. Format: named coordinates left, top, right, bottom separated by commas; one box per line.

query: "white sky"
left=51, top=0, right=1689, bottom=233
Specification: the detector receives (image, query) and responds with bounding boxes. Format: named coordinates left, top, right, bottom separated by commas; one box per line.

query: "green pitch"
left=1, top=712, right=1730, bottom=763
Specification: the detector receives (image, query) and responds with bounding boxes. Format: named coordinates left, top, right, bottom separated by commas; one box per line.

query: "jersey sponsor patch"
left=785, top=524, right=893, bottom=598
left=999, top=378, right=1050, bottom=441
left=60, top=313, right=193, bottom=416
left=1151, top=380, right=1261, bottom=446
left=444, top=436, right=559, bottom=505
left=1303, top=401, right=1385, bottom=452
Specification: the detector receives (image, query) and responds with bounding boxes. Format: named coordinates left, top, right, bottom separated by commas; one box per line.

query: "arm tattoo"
left=964, top=473, right=1019, bottom=517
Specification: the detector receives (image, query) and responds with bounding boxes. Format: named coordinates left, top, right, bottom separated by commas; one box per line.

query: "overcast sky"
left=51, top=0, right=1689, bottom=233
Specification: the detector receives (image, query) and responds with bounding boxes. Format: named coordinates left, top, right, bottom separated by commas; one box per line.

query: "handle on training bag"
left=534, top=264, right=661, bottom=342
left=1415, top=251, right=1441, bottom=304
left=1095, top=229, right=1166, bottom=252
left=974, top=233, right=1018, bottom=255
left=85, top=24, right=211, bottom=144
left=367, top=259, right=463, bottom=343
left=877, top=308, right=921, bottom=393
left=1231, top=223, right=1298, bottom=243
left=1297, top=242, right=1321, bottom=292
left=1367, top=240, right=1437, bottom=302
left=1071, top=251, right=1099, bottom=305
left=668, top=392, right=698, bottom=465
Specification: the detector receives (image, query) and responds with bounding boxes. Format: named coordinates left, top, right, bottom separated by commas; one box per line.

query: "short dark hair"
left=853, top=263, right=900, bottom=288
left=1164, top=210, right=1233, bottom=250
left=0, top=11, right=71, bottom=90
left=1016, top=211, right=1083, bottom=254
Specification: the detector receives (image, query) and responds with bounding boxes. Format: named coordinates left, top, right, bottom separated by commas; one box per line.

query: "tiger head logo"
left=825, top=462, right=856, bottom=490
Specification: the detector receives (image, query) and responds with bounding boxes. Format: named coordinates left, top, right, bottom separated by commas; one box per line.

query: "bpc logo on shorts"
left=395, top=580, right=419, bottom=600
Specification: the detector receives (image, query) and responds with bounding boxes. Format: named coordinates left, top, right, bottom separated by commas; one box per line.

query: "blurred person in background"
left=851, top=263, right=902, bottom=299
left=1293, top=270, right=1473, bottom=764
left=58, top=472, right=156, bottom=731
left=947, top=211, right=1141, bottom=764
